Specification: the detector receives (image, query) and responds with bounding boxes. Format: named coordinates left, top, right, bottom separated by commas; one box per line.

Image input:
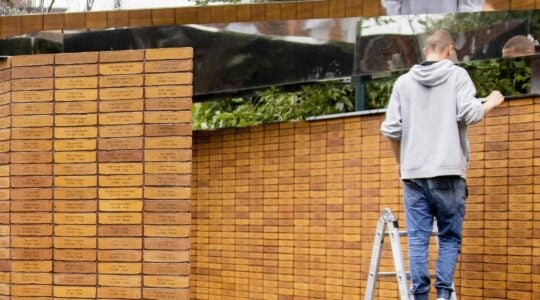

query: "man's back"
left=382, top=0, right=484, bottom=15
left=381, top=60, right=483, bottom=179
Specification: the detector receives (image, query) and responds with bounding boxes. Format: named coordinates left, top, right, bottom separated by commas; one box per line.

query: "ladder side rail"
left=364, top=213, right=389, bottom=300
left=387, top=217, right=411, bottom=300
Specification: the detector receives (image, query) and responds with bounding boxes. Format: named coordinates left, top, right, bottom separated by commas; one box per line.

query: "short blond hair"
left=502, top=35, right=534, bottom=57
left=424, top=30, right=455, bottom=54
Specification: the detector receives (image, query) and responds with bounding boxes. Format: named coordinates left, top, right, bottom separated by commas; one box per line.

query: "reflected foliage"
left=366, top=58, right=531, bottom=109
left=193, top=82, right=354, bottom=130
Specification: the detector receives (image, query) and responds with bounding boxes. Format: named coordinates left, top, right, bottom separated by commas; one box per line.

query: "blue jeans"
left=402, top=176, right=467, bottom=300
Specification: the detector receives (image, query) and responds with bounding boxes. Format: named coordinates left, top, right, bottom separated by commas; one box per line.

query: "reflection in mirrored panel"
left=355, top=10, right=540, bottom=74
left=63, top=19, right=357, bottom=98
left=0, top=31, right=63, bottom=55
left=380, top=0, right=485, bottom=16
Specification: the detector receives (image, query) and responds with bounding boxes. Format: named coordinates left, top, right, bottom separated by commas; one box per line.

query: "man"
left=380, top=30, right=504, bottom=300
left=502, top=35, right=536, bottom=58
left=381, top=0, right=485, bottom=15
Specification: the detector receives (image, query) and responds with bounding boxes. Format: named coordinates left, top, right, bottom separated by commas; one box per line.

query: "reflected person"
left=502, top=35, right=535, bottom=58
left=381, top=30, right=504, bottom=300
left=382, top=0, right=484, bottom=15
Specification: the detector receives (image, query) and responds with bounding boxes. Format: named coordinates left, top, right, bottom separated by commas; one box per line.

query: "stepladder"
left=364, top=208, right=457, bottom=300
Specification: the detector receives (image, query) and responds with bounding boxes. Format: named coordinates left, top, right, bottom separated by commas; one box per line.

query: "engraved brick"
left=99, top=74, right=143, bottom=87
left=98, top=137, right=143, bottom=150
left=98, top=250, right=141, bottom=262
left=144, top=238, right=188, bottom=250
left=55, top=127, right=97, bottom=139
left=12, top=115, right=53, bottom=127
left=11, top=201, right=53, bottom=213
left=55, top=64, right=97, bottom=77
left=55, top=101, right=98, bottom=114
left=11, top=102, right=54, bottom=115
left=11, top=164, right=52, bottom=175
left=98, top=150, right=143, bottom=163
left=99, top=274, right=141, bottom=287
left=55, top=77, right=97, bottom=89
left=54, top=151, right=96, bottom=163
left=145, top=137, right=191, bottom=149
left=145, top=174, right=191, bottom=187
left=98, top=237, right=142, bottom=249
left=54, top=249, right=96, bottom=262
left=11, top=284, right=52, bottom=297
left=11, top=176, right=53, bottom=187
left=54, top=188, right=96, bottom=200
left=97, top=286, right=141, bottom=299
left=145, top=73, right=192, bottom=86
left=54, top=200, right=97, bottom=212
left=54, top=225, right=96, bottom=237
left=144, top=187, right=190, bottom=199
left=143, top=287, right=189, bottom=300
left=100, top=87, right=143, bottom=100
left=11, top=188, right=52, bottom=200
left=144, top=225, right=190, bottom=237
left=99, top=163, right=143, bottom=175
left=11, top=236, right=52, bottom=248
left=12, top=78, right=53, bottom=91
left=99, top=50, right=144, bottom=63
left=98, top=225, right=142, bottom=237
left=99, top=125, right=143, bottom=138
left=12, top=127, right=52, bottom=140
left=54, top=237, right=96, bottom=249
left=54, top=52, right=98, bottom=65
left=11, top=140, right=52, bottom=152
left=99, top=213, right=141, bottom=224
left=143, top=263, right=189, bottom=275
left=99, top=112, right=143, bottom=125
left=54, top=213, right=96, bottom=225
left=98, top=262, right=141, bottom=274
left=143, top=250, right=189, bottom=262
left=54, top=139, right=97, bottom=151
left=12, top=261, right=52, bottom=272
left=99, top=199, right=143, bottom=211
left=55, top=175, right=97, bottom=187
left=12, top=90, right=53, bottom=102
left=99, top=62, right=143, bottom=75
left=99, top=99, right=143, bottom=112
left=144, top=111, right=191, bottom=123
left=145, top=60, right=192, bottom=73
left=139, top=200, right=190, bottom=212
left=54, top=261, right=95, bottom=273
left=11, top=248, right=52, bottom=260
left=53, top=286, right=96, bottom=298
left=145, top=85, right=192, bottom=98
left=144, top=213, right=190, bottom=225
left=144, top=275, right=189, bottom=288
left=54, top=163, right=96, bottom=176
left=53, top=274, right=96, bottom=286
left=55, top=89, right=98, bottom=101
left=147, top=124, right=191, bottom=138
left=145, top=162, right=191, bottom=174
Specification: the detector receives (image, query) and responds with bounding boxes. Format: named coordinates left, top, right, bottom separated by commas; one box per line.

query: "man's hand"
left=483, top=90, right=505, bottom=115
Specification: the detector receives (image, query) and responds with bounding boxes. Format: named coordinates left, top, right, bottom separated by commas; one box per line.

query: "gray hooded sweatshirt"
left=380, top=59, right=483, bottom=179
left=382, top=0, right=484, bottom=15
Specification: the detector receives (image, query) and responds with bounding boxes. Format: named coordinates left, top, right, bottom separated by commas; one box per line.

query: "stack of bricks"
left=192, top=98, right=540, bottom=299
left=0, top=48, right=193, bottom=299
left=0, top=58, right=9, bottom=299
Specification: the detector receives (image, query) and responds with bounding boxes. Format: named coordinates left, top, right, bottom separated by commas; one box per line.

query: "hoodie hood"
left=410, top=59, right=455, bottom=87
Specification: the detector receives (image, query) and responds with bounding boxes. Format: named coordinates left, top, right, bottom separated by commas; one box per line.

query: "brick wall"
left=0, top=48, right=192, bottom=299
left=192, top=97, right=540, bottom=299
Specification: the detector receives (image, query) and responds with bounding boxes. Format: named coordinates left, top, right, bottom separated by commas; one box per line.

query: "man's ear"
left=422, top=47, right=428, bottom=57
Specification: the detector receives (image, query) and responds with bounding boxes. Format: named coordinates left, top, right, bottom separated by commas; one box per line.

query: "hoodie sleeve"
left=381, top=0, right=401, bottom=15
left=381, top=80, right=402, bottom=140
left=456, top=68, right=484, bottom=125
left=458, top=0, right=484, bottom=12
